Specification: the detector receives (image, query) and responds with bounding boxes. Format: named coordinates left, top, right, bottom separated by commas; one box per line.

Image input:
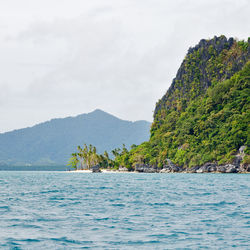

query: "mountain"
left=0, top=109, right=151, bottom=166
left=112, top=36, right=249, bottom=171
left=150, top=36, right=249, bottom=167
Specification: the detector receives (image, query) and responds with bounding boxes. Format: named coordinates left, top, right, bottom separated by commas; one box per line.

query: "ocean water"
left=0, top=172, right=249, bottom=249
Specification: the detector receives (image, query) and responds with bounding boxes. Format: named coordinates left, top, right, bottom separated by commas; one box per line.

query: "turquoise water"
left=0, top=172, right=249, bottom=249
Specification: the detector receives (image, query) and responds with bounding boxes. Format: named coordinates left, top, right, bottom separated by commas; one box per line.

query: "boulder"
left=225, top=164, right=238, bottom=173
left=201, top=163, right=217, bottom=173
left=164, top=159, right=180, bottom=172
left=160, top=168, right=171, bottom=173
left=233, top=156, right=242, bottom=168
left=196, top=168, right=204, bottom=173
left=239, top=164, right=250, bottom=173
left=186, top=166, right=200, bottom=173
left=135, top=164, right=145, bottom=172
left=119, top=166, right=128, bottom=172
left=91, top=165, right=101, bottom=173
left=209, top=165, right=217, bottom=172
left=218, top=164, right=238, bottom=173
left=195, top=163, right=217, bottom=173
left=143, top=168, right=157, bottom=173
left=217, top=166, right=226, bottom=173
left=135, top=164, right=157, bottom=173
left=173, top=166, right=181, bottom=172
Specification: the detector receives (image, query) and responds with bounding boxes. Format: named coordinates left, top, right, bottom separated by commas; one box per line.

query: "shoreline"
left=68, top=156, right=249, bottom=174
left=68, top=169, right=250, bottom=174
left=69, top=169, right=133, bottom=173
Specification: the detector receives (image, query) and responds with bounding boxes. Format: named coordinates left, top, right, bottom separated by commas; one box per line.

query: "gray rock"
left=201, top=163, right=217, bottom=172
left=91, top=165, right=101, bottom=173
left=239, top=146, right=246, bottom=155
left=239, top=164, right=250, bottom=173
left=186, top=166, right=200, bottom=173
left=119, top=166, right=128, bottom=172
left=164, top=159, right=180, bottom=172
left=195, top=163, right=217, bottom=173
left=160, top=168, right=171, bottom=173
left=209, top=165, right=217, bottom=172
left=217, top=166, right=226, bottom=173
left=233, top=156, right=242, bottom=168
left=225, top=165, right=237, bottom=173
left=220, top=164, right=238, bottom=173
left=166, top=159, right=176, bottom=167
left=143, top=168, right=157, bottom=173
left=135, top=164, right=158, bottom=173
left=171, top=166, right=180, bottom=172
left=187, top=169, right=197, bottom=173
left=196, top=168, right=204, bottom=173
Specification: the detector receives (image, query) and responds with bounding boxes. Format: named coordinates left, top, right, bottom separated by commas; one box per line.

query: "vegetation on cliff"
left=70, top=36, right=250, bottom=170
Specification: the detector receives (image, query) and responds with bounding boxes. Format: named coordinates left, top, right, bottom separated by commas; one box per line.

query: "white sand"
left=68, top=169, right=92, bottom=173
left=68, top=169, right=132, bottom=173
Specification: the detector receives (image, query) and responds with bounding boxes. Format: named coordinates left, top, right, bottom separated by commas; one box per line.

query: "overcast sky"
left=0, top=0, right=249, bottom=132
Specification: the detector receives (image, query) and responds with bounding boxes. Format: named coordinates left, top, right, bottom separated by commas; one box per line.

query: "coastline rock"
left=204, top=163, right=216, bottom=172
left=91, top=165, right=101, bottom=173
left=161, top=159, right=180, bottom=172
left=217, top=164, right=238, bottom=173
left=195, top=163, right=217, bottom=173
left=233, top=156, right=242, bottom=168
left=135, top=164, right=158, bottom=173
left=119, top=166, right=129, bottom=172
left=225, top=164, right=237, bottom=173
left=239, top=163, right=250, bottom=173
left=217, top=166, right=226, bottom=173
left=132, top=152, right=249, bottom=173
left=186, top=166, right=200, bottom=173
left=160, top=168, right=171, bottom=173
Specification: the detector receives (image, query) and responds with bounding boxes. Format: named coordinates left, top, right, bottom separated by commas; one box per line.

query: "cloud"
left=0, top=0, right=249, bottom=132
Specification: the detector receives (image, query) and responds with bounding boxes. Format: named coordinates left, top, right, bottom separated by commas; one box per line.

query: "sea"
left=0, top=171, right=249, bottom=249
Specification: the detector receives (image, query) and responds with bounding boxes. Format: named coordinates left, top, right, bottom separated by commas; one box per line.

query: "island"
left=69, top=36, right=250, bottom=174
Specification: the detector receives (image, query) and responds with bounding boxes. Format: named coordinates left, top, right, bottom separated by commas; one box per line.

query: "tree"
left=67, top=153, right=79, bottom=169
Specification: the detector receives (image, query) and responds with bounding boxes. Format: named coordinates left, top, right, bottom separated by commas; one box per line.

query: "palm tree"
left=112, top=148, right=121, bottom=158
left=68, top=153, right=79, bottom=170
left=104, top=151, right=110, bottom=168
left=122, top=144, right=128, bottom=154
left=83, top=144, right=89, bottom=169
left=90, top=146, right=99, bottom=166
left=77, top=146, right=84, bottom=169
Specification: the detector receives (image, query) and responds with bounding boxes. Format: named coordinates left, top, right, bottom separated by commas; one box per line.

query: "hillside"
left=0, top=109, right=150, bottom=166
left=112, top=36, right=250, bottom=172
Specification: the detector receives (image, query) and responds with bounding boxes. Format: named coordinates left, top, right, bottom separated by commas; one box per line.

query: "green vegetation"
left=143, top=62, right=250, bottom=168
left=69, top=36, right=250, bottom=171
left=68, top=143, right=131, bottom=170
left=149, top=36, right=249, bottom=168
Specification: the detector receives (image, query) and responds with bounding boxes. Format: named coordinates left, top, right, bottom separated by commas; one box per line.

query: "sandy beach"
left=68, top=169, right=130, bottom=173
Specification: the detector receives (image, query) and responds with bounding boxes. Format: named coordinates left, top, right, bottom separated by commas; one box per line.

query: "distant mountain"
left=0, top=109, right=151, bottom=166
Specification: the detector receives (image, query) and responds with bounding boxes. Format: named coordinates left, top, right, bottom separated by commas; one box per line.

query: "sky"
left=0, top=0, right=249, bottom=133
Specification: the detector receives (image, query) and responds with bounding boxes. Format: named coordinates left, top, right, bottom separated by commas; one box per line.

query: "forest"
left=69, top=36, right=250, bottom=171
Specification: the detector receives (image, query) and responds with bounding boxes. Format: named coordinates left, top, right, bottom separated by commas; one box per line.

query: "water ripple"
left=0, top=172, right=249, bottom=249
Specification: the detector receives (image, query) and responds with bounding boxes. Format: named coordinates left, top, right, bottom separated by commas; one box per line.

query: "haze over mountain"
left=0, top=109, right=150, bottom=166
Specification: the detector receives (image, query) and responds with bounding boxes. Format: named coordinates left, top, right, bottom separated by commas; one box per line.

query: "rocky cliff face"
left=154, top=36, right=250, bottom=122
left=144, top=36, right=250, bottom=169
left=89, top=36, right=249, bottom=173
